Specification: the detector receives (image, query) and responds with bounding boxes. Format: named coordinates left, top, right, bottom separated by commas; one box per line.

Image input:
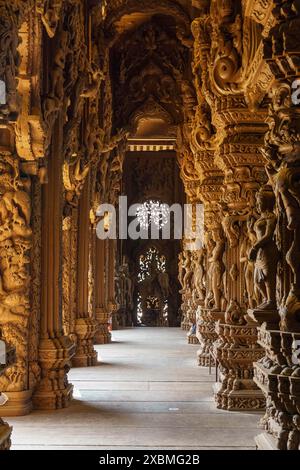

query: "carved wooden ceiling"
left=107, top=1, right=196, bottom=142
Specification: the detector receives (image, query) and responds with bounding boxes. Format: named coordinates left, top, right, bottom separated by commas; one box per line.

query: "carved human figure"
left=122, top=262, right=134, bottom=310
left=287, top=414, right=300, bottom=451
left=178, top=252, right=185, bottom=290
left=114, top=266, right=122, bottom=307
left=208, top=227, right=225, bottom=311
left=240, top=218, right=257, bottom=309
left=51, top=30, right=69, bottom=102
left=274, top=166, right=300, bottom=318
left=194, top=248, right=206, bottom=302
left=182, top=251, right=193, bottom=293
left=158, top=271, right=170, bottom=299
left=249, top=185, right=279, bottom=311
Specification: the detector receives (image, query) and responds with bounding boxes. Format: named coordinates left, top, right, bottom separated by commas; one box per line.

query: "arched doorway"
left=136, top=246, right=169, bottom=326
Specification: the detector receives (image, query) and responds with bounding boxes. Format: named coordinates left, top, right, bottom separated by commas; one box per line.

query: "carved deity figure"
left=63, top=154, right=89, bottom=208
left=181, top=251, right=193, bottom=293
left=117, top=259, right=134, bottom=311
left=275, top=165, right=300, bottom=321
left=208, top=227, right=225, bottom=311
left=124, top=263, right=134, bottom=310
left=43, top=29, right=69, bottom=138
left=158, top=271, right=170, bottom=299
left=287, top=415, right=300, bottom=450
left=249, top=185, right=279, bottom=311
left=193, top=248, right=207, bottom=302
left=178, top=252, right=185, bottom=290
left=240, top=218, right=257, bottom=309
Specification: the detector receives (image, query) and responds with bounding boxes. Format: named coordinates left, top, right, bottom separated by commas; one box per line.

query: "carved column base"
left=32, top=336, right=75, bottom=410
left=94, top=308, right=112, bottom=344
left=1, top=390, right=32, bottom=417
left=110, top=303, right=121, bottom=330
left=196, top=309, right=224, bottom=367
left=254, top=327, right=300, bottom=450
left=0, top=419, right=12, bottom=450
left=188, top=334, right=199, bottom=344
left=181, top=316, right=191, bottom=331
left=72, top=318, right=99, bottom=367
left=212, top=322, right=265, bottom=411
left=181, top=294, right=192, bottom=331
left=213, top=381, right=265, bottom=411
left=197, top=349, right=212, bottom=367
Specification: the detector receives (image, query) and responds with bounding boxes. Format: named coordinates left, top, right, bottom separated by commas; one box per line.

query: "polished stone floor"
left=9, top=328, right=261, bottom=450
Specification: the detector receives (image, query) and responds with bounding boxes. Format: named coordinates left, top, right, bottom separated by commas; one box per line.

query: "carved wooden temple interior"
left=0, top=0, right=300, bottom=451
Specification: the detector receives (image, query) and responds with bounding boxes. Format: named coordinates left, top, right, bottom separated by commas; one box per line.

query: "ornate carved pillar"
left=177, top=128, right=203, bottom=337
left=0, top=0, right=45, bottom=416
left=210, top=97, right=267, bottom=411
left=107, top=238, right=118, bottom=332
left=0, top=152, right=34, bottom=415
left=190, top=6, right=227, bottom=365
left=194, top=170, right=224, bottom=366
left=252, top=0, right=300, bottom=449
left=32, top=117, right=75, bottom=410
left=190, top=3, right=275, bottom=411
left=94, top=237, right=112, bottom=344
left=62, top=207, right=78, bottom=342
left=72, top=173, right=98, bottom=367
left=178, top=243, right=194, bottom=332
left=178, top=194, right=201, bottom=342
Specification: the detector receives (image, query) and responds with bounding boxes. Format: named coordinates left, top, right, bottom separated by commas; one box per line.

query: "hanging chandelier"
left=136, top=200, right=170, bottom=230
